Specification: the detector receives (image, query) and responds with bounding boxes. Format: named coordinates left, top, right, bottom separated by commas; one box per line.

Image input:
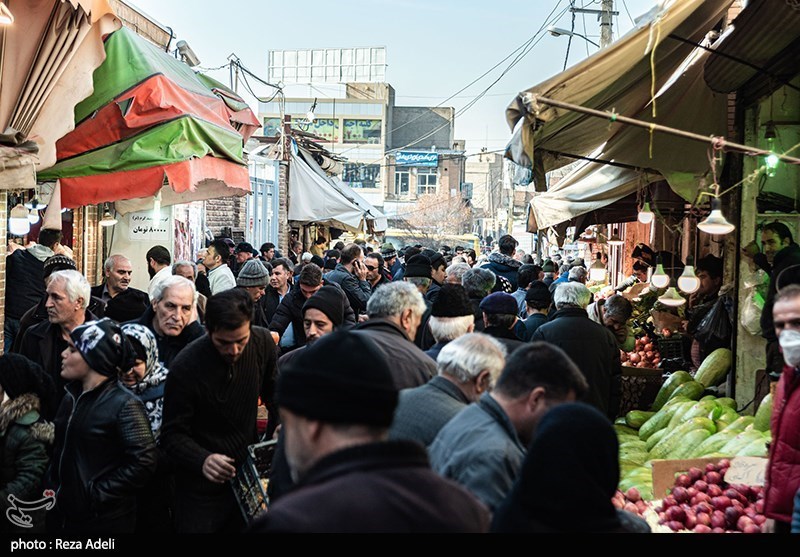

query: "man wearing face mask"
left=764, top=285, right=800, bottom=534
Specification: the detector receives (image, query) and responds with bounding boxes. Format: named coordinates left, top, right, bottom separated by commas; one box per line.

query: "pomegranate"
left=694, top=524, right=712, bottom=533
left=675, top=474, right=692, bottom=488
left=694, top=480, right=709, bottom=493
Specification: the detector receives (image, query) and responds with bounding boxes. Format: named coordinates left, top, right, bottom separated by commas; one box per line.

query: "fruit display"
left=655, top=459, right=767, bottom=533
left=620, top=335, right=661, bottom=368
left=612, top=487, right=649, bottom=517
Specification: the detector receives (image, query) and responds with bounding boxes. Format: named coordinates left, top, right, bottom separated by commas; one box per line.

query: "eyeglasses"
left=364, top=265, right=378, bottom=271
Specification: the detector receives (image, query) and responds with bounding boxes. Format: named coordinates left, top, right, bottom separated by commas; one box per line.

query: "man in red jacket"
left=765, top=285, right=800, bottom=533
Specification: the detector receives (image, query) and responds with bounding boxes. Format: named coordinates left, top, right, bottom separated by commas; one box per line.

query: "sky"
left=131, top=0, right=659, bottom=155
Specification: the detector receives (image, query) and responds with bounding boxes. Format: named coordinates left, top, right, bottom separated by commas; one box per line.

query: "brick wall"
left=0, top=192, right=7, bottom=352
left=72, top=205, right=102, bottom=284
left=204, top=197, right=247, bottom=241
left=278, top=162, right=290, bottom=255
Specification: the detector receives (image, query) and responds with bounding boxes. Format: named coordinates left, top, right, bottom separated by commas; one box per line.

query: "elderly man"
left=202, top=239, right=237, bottom=295
left=429, top=342, right=588, bottom=512
left=17, top=270, right=96, bottom=398
left=587, top=294, right=635, bottom=352
left=403, top=254, right=436, bottom=349
left=233, top=242, right=255, bottom=276
left=425, top=284, right=475, bottom=361
left=132, top=275, right=205, bottom=367
left=391, top=333, right=506, bottom=446
left=479, top=292, right=525, bottom=354
left=462, top=268, right=496, bottom=333
left=352, top=281, right=437, bottom=389
left=91, top=254, right=150, bottom=322
left=325, top=243, right=372, bottom=315
left=234, top=259, right=271, bottom=328
left=521, top=281, right=551, bottom=341
left=161, top=289, right=277, bottom=533
left=532, top=282, right=622, bottom=420
left=173, top=260, right=208, bottom=319
left=446, top=262, right=471, bottom=286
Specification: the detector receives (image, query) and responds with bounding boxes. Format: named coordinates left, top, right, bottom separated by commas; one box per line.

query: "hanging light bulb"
left=658, top=286, right=686, bottom=307
left=8, top=203, right=31, bottom=236
left=0, top=3, right=14, bottom=25
left=651, top=261, right=670, bottom=289
left=24, top=198, right=47, bottom=211
left=608, top=227, right=624, bottom=246
left=306, top=98, right=318, bottom=123
left=589, top=252, right=607, bottom=283
left=100, top=203, right=117, bottom=227
left=152, top=191, right=162, bottom=222
left=677, top=256, right=700, bottom=294
left=764, top=123, right=778, bottom=178
left=698, top=197, right=735, bottom=235
left=638, top=201, right=654, bottom=224
left=27, top=209, right=40, bottom=224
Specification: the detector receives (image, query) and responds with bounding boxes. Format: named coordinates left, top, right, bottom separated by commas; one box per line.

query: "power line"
left=564, top=0, right=576, bottom=70
left=621, top=0, right=636, bottom=25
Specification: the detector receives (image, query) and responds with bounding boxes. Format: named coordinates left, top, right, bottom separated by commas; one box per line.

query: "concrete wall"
left=388, top=107, right=454, bottom=151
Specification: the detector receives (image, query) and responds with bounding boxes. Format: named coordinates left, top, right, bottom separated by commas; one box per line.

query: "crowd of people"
left=0, top=228, right=798, bottom=534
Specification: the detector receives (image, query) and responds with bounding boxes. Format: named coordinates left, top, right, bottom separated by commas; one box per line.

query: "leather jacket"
left=46, top=378, right=157, bottom=531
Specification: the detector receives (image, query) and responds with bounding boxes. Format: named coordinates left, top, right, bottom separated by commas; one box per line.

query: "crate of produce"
left=657, top=335, right=684, bottom=360
left=231, top=439, right=277, bottom=521
left=619, top=366, right=665, bottom=417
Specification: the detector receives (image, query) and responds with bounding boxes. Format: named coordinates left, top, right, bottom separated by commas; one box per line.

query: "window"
left=343, top=163, right=381, bottom=188
left=395, top=171, right=410, bottom=196
left=417, top=168, right=438, bottom=195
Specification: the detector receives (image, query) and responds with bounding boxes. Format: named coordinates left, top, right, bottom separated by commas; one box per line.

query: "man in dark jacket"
left=132, top=275, right=204, bottom=367
left=249, top=331, right=490, bottom=533
left=91, top=254, right=149, bottom=322
left=260, top=258, right=292, bottom=323
left=429, top=342, right=588, bottom=512
left=421, top=249, right=447, bottom=305
left=520, top=281, right=551, bottom=341
left=236, top=259, right=271, bottom=328
left=269, top=264, right=356, bottom=351
left=744, top=221, right=800, bottom=380
left=161, top=289, right=278, bottom=533
left=425, top=284, right=475, bottom=361
left=390, top=333, right=505, bottom=447
left=352, top=282, right=436, bottom=389
left=324, top=243, right=372, bottom=314
left=532, top=281, right=622, bottom=419
left=4, top=228, right=61, bottom=351
left=462, top=268, right=496, bottom=334
left=365, top=252, right=391, bottom=290
left=479, top=292, right=525, bottom=354
left=480, top=235, right=522, bottom=290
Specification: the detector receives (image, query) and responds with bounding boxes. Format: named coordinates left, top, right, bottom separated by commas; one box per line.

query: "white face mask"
left=779, top=329, right=800, bottom=368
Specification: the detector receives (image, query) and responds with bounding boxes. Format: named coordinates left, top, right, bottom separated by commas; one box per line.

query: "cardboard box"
left=651, top=456, right=768, bottom=499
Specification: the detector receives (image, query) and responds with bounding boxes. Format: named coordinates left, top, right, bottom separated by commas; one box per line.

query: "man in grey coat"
left=389, top=333, right=506, bottom=447
left=324, top=243, right=372, bottom=315
left=428, top=342, right=588, bottom=512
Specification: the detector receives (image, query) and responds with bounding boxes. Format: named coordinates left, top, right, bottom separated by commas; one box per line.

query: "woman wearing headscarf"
left=492, top=402, right=650, bottom=533
left=45, top=318, right=157, bottom=534
left=0, top=355, right=57, bottom=533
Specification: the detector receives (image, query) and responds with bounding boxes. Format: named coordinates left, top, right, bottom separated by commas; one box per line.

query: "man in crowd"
left=462, top=268, right=496, bottom=333
left=512, top=264, right=543, bottom=317
left=479, top=292, right=525, bottom=354
left=92, top=254, right=150, bottom=322
left=402, top=254, right=436, bottom=349
left=146, top=245, right=172, bottom=301
left=365, top=252, right=390, bottom=290
left=744, top=222, right=800, bottom=380
left=481, top=235, right=522, bottom=290
left=263, top=258, right=293, bottom=323
left=173, top=260, right=208, bottom=319
left=16, top=270, right=95, bottom=397
left=133, top=275, right=204, bottom=367
left=764, top=285, right=800, bottom=533
left=236, top=259, right=271, bottom=328
left=353, top=281, right=436, bottom=389
left=520, top=281, right=551, bottom=341
left=233, top=242, right=256, bottom=276
left=203, top=239, right=237, bottom=295
left=445, top=263, right=471, bottom=286
left=288, top=240, right=302, bottom=266
left=325, top=243, right=372, bottom=315
left=161, top=289, right=278, bottom=533
left=310, top=236, right=327, bottom=258
left=260, top=242, right=276, bottom=263
left=541, top=260, right=556, bottom=287
left=381, top=242, right=402, bottom=280
left=429, top=342, right=588, bottom=512
left=249, top=331, right=489, bottom=533
left=685, top=255, right=730, bottom=365
left=391, top=333, right=505, bottom=447
left=587, top=294, right=636, bottom=352
left=532, top=282, right=621, bottom=420
left=4, top=228, right=62, bottom=351
left=425, top=284, right=475, bottom=361
left=421, top=249, right=447, bottom=304
left=270, top=264, right=356, bottom=351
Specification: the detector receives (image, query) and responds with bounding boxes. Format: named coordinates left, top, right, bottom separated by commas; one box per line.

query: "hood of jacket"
left=27, top=244, right=55, bottom=262
left=486, top=252, right=522, bottom=270
left=0, top=392, right=55, bottom=443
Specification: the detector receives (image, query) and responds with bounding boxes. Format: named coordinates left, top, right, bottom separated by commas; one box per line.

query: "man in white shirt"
left=147, top=245, right=173, bottom=302
left=202, top=239, right=236, bottom=295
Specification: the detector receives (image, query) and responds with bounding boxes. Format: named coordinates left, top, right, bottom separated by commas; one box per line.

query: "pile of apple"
left=657, top=459, right=766, bottom=533
left=620, top=335, right=662, bottom=368
left=613, top=487, right=649, bottom=517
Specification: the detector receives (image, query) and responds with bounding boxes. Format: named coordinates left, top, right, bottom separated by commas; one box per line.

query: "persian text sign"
left=128, top=211, right=170, bottom=241
left=396, top=151, right=438, bottom=167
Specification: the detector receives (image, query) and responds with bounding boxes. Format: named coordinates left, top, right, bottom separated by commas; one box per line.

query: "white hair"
left=152, top=275, right=197, bottom=304
left=367, top=281, right=427, bottom=319
left=554, top=281, right=592, bottom=309
left=568, top=266, right=587, bottom=282
left=301, top=252, right=313, bottom=263
left=47, top=270, right=91, bottom=309
left=428, top=315, right=474, bottom=343
left=103, top=254, right=130, bottom=274
left=172, top=260, right=197, bottom=277
left=437, top=333, right=506, bottom=384
left=446, top=263, right=471, bottom=284
left=462, top=268, right=495, bottom=298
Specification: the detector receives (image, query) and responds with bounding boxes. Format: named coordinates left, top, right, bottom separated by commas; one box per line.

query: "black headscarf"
left=492, top=403, right=622, bottom=533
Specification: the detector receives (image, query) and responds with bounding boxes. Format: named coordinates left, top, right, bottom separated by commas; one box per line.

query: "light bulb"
left=27, top=209, right=40, bottom=224
left=677, top=263, right=700, bottom=294
left=765, top=153, right=779, bottom=178
left=589, top=254, right=607, bottom=283
left=658, top=286, right=686, bottom=307
left=100, top=210, right=118, bottom=227
left=8, top=204, right=31, bottom=236
left=152, top=192, right=162, bottom=222
left=608, top=229, right=624, bottom=246
left=306, top=110, right=316, bottom=123
left=638, top=202, right=654, bottom=224
left=698, top=197, right=735, bottom=235
left=651, top=263, right=670, bottom=289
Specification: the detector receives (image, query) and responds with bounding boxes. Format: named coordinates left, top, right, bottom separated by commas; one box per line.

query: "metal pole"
left=600, top=0, right=613, bottom=48
left=527, top=94, right=800, bottom=166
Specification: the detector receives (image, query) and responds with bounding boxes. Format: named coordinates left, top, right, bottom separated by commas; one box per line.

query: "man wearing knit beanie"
left=237, top=259, right=271, bottom=327
left=249, top=331, right=489, bottom=533
left=424, top=284, right=475, bottom=361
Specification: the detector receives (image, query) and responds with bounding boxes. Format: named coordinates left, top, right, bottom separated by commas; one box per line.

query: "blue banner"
left=396, top=151, right=438, bottom=167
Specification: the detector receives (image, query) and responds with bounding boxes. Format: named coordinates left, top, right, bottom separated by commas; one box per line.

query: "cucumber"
left=645, top=427, right=669, bottom=452
left=626, top=410, right=656, bottom=429
left=716, top=397, right=737, bottom=410
left=681, top=400, right=720, bottom=422
left=700, top=395, right=717, bottom=401
left=667, top=401, right=700, bottom=429
left=720, top=430, right=764, bottom=455
left=667, top=429, right=712, bottom=460
left=724, top=416, right=755, bottom=433
left=651, top=371, right=693, bottom=411
left=638, top=404, right=681, bottom=441
left=737, top=437, right=768, bottom=457
left=669, top=380, right=706, bottom=403
left=689, top=430, right=739, bottom=458
left=695, top=348, right=732, bottom=388
left=615, top=424, right=640, bottom=437
left=649, top=417, right=716, bottom=460
left=753, top=393, right=773, bottom=432
left=614, top=416, right=628, bottom=426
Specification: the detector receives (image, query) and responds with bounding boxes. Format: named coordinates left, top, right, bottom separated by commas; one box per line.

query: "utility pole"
left=600, top=0, right=614, bottom=48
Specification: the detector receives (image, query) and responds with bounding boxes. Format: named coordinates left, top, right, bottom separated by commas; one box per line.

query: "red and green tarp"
left=39, top=26, right=260, bottom=209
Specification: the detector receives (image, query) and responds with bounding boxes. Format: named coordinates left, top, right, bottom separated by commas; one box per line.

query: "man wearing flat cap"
left=479, top=292, right=525, bottom=354
left=249, top=331, right=490, bottom=533
left=424, top=283, right=476, bottom=361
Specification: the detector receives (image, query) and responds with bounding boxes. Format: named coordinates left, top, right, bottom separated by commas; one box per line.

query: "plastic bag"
left=695, top=296, right=733, bottom=345
left=741, top=290, right=764, bottom=336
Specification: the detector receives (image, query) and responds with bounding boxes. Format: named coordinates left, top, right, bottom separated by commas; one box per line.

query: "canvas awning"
left=38, top=26, right=258, bottom=212
left=527, top=30, right=728, bottom=231
left=0, top=0, right=119, bottom=179
left=506, top=0, right=732, bottom=191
